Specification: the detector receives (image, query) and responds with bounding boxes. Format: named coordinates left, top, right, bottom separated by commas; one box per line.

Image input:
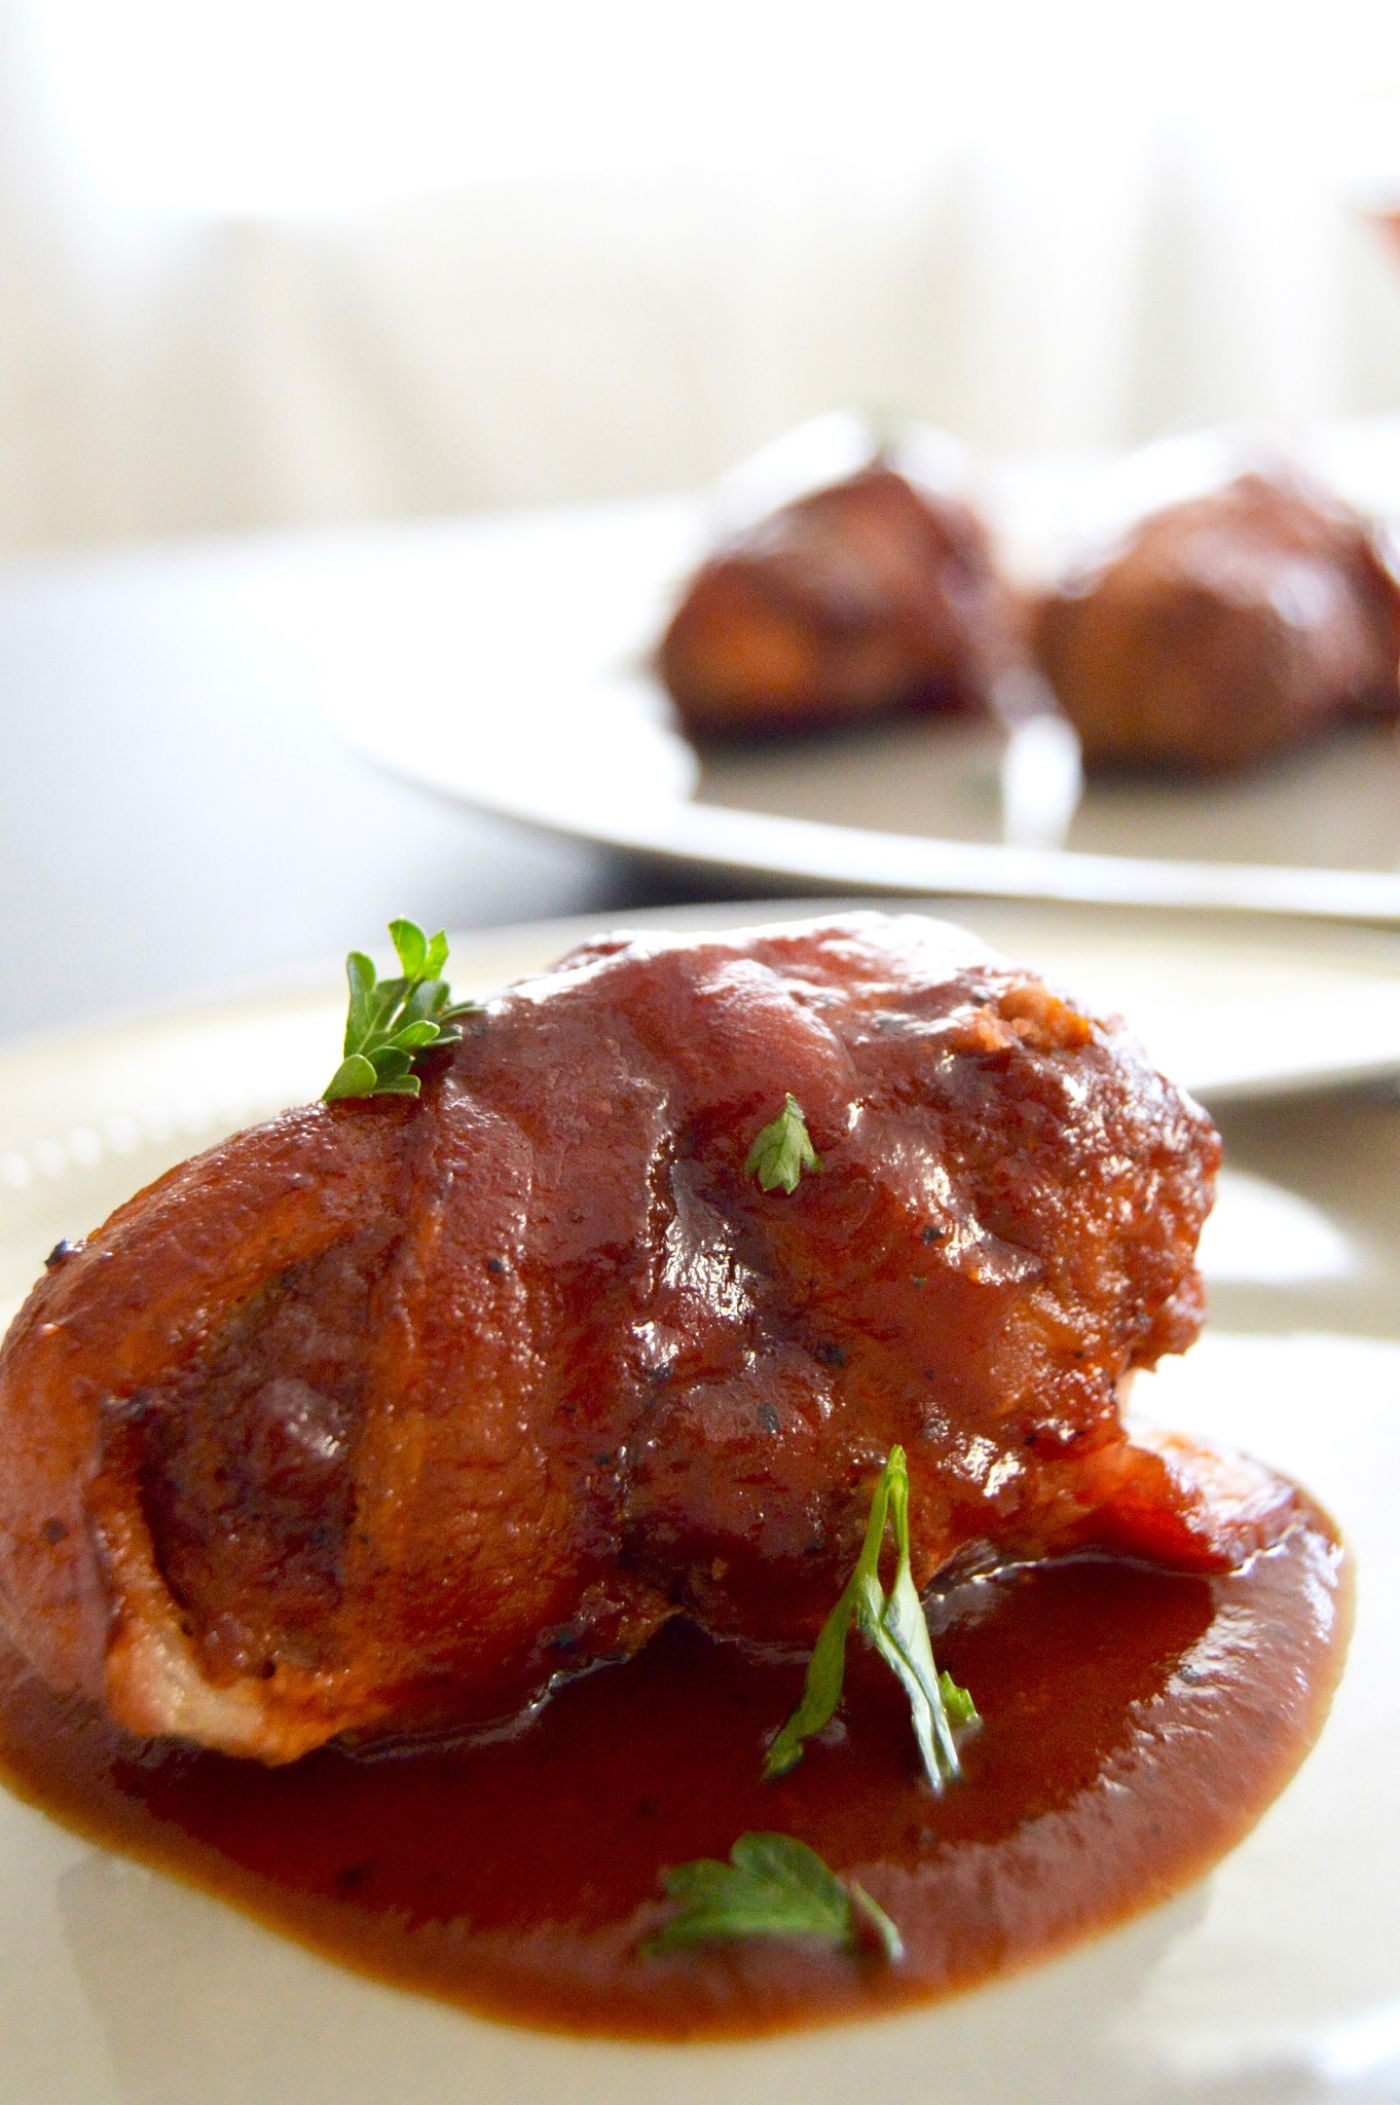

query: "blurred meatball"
left=659, top=463, right=1019, bottom=739
left=1034, top=472, right=1400, bottom=771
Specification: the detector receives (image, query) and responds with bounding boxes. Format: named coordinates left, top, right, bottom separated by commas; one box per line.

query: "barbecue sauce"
left=0, top=1502, right=1347, bottom=2042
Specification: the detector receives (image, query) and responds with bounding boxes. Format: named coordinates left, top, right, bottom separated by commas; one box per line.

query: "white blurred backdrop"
left=2, top=0, right=1400, bottom=554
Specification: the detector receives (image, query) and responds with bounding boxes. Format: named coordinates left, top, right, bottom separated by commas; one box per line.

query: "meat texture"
left=659, top=465, right=1020, bottom=738
left=1034, top=471, right=1400, bottom=771
left=0, top=914, right=1284, bottom=1765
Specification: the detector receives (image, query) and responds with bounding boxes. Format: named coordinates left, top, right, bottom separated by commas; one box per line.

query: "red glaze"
left=0, top=914, right=1239, bottom=1762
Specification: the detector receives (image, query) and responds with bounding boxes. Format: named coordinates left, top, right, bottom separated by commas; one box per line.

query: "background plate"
left=318, top=421, right=1400, bottom=923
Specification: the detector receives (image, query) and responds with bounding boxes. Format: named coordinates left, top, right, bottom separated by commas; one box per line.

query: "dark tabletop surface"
left=0, top=521, right=716, bottom=1049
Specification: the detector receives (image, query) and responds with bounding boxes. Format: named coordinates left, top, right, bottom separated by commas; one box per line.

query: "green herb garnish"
left=644, top=1831, right=902, bottom=1964
left=323, top=919, right=477, bottom=1102
left=764, top=1446, right=977, bottom=1791
left=745, top=1092, right=823, bottom=1194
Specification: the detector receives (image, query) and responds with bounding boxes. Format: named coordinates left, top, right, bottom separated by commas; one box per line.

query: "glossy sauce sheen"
left=0, top=916, right=1232, bottom=1766
left=0, top=1502, right=1346, bottom=2041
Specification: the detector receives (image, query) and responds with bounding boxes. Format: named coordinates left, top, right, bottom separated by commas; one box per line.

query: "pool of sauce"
left=0, top=1502, right=1349, bottom=2041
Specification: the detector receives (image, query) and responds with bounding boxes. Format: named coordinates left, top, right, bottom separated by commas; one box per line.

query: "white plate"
left=316, top=421, right=1400, bottom=925
left=2, top=906, right=1399, bottom=2105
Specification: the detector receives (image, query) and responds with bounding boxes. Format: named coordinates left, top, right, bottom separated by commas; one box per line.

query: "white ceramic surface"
left=1, top=906, right=1398, bottom=2104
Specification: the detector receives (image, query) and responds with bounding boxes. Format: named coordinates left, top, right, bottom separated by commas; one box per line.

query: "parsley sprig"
left=323, top=919, right=477, bottom=1102
left=644, top=1832, right=902, bottom=1964
left=765, top=1446, right=977, bottom=1791
left=745, top=1093, right=823, bottom=1194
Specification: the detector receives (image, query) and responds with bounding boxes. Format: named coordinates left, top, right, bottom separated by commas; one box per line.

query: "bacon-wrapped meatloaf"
left=660, top=468, right=1019, bottom=737
left=0, top=915, right=1285, bottom=1764
left=1034, top=471, right=1400, bottom=771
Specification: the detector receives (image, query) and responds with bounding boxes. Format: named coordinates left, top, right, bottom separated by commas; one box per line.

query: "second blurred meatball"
left=659, top=463, right=1018, bottom=739
left=1034, top=472, right=1400, bottom=772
